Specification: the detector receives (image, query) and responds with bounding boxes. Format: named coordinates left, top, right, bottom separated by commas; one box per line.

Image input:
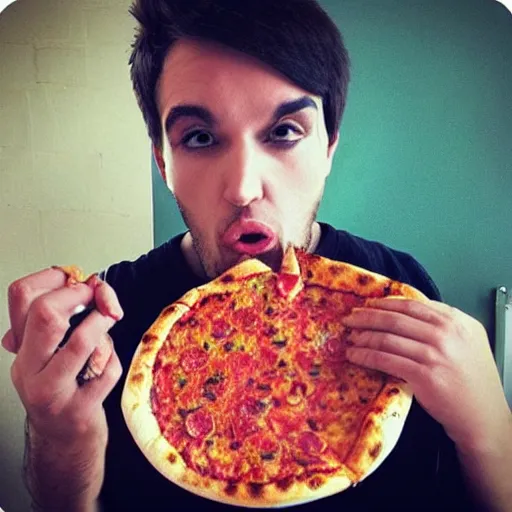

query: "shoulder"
left=316, top=223, right=442, bottom=301
left=101, top=237, right=179, bottom=293
left=98, top=233, right=198, bottom=317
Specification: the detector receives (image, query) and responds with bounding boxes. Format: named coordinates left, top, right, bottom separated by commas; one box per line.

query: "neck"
left=181, top=231, right=206, bottom=279
left=307, top=221, right=321, bottom=253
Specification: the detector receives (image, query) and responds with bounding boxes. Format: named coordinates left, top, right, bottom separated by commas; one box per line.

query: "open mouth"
left=233, top=231, right=275, bottom=256
left=222, top=220, right=278, bottom=256
left=239, top=233, right=268, bottom=244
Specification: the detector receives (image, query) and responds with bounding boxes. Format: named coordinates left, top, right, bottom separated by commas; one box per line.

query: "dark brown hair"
left=129, top=0, right=350, bottom=148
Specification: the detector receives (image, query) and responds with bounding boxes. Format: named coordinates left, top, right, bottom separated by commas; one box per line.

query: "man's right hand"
left=1, top=266, right=123, bottom=508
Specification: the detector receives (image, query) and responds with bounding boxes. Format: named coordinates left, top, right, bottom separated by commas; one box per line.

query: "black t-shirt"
left=98, top=223, right=470, bottom=511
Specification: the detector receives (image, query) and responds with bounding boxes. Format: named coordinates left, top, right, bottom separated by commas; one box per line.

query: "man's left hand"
left=343, top=297, right=510, bottom=452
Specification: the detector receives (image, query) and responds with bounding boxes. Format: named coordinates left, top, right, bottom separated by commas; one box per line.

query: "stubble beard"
left=175, top=197, right=322, bottom=280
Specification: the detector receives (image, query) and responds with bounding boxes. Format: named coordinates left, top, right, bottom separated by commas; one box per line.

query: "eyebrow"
left=165, top=105, right=214, bottom=133
left=164, top=95, right=318, bottom=133
left=270, top=96, right=318, bottom=124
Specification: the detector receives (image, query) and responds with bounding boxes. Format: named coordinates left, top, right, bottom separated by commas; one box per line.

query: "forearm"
left=457, top=415, right=512, bottom=512
left=24, top=419, right=105, bottom=512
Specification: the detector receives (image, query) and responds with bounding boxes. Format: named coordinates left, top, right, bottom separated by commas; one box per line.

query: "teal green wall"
left=152, top=0, right=511, bottom=340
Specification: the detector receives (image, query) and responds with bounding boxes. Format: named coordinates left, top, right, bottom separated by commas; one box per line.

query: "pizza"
left=121, top=246, right=427, bottom=508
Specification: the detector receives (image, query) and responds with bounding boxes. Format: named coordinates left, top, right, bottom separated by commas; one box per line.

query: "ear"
left=327, top=132, right=339, bottom=160
left=152, top=144, right=167, bottom=182
left=153, top=143, right=175, bottom=193
left=325, top=132, right=339, bottom=177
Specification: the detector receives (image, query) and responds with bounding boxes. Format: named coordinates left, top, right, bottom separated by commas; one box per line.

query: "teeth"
left=239, top=233, right=267, bottom=244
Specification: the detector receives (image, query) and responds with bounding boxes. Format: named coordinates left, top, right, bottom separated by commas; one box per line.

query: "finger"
left=343, top=307, right=438, bottom=345
left=75, top=348, right=123, bottom=410
left=7, top=268, right=71, bottom=352
left=77, top=333, right=114, bottom=384
left=349, top=330, right=437, bottom=365
left=17, top=284, right=96, bottom=375
left=44, top=308, right=117, bottom=383
left=87, top=276, right=124, bottom=322
left=346, top=347, right=422, bottom=383
left=1, top=329, right=16, bottom=354
left=366, top=298, right=454, bottom=325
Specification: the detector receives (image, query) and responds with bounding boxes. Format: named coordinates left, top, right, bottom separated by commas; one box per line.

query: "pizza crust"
left=53, top=264, right=88, bottom=284
left=138, top=433, right=355, bottom=508
left=297, top=250, right=428, bottom=303
left=121, top=302, right=191, bottom=457
left=175, top=258, right=272, bottom=308
left=344, top=379, right=413, bottom=481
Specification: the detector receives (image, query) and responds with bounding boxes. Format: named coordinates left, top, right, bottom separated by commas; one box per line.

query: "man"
left=2, top=1, right=511, bottom=511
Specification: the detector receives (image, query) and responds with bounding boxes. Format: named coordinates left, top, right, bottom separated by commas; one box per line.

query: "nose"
left=222, top=138, right=265, bottom=208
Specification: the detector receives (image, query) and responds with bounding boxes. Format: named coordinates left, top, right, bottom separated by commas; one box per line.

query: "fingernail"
left=85, top=274, right=101, bottom=288
left=346, top=348, right=361, bottom=363
left=348, top=331, right=360, bottom=344
left=342, top=314, right=354, bottom=324
left=111, top=305, right=124, bottom=322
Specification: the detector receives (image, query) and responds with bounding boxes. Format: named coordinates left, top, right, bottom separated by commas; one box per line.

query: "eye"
left=268, top=123, right=303, bottom=145
left=181, top=129, right=216, bottom=149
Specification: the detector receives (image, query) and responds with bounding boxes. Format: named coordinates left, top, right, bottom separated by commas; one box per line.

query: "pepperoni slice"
left=230, top=353, right=257, bottom=381
left=298, top=431, right=326, bottom=455
left=277, top=273, right=299, bottom=297
left=185, top=409, right=214, bottom=439
left=325, top=336, right=344, bottom=359
left=234, top=309, right=259, bottom=331
left=212, top=319, right=232, bottom=338
left=232, top=415, right=259, bottom=440
left=180, top=348, right=208, bottom=372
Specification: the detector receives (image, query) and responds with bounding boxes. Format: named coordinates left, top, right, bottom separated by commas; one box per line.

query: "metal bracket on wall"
left=495, top=286, right=511, bottom=408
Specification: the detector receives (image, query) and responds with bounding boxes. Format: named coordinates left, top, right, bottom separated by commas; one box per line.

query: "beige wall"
left=0, top=0, right=152, bottom=510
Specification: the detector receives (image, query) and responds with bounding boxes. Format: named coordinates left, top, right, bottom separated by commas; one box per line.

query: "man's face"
left=155, top=39, right=338, bottom=278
